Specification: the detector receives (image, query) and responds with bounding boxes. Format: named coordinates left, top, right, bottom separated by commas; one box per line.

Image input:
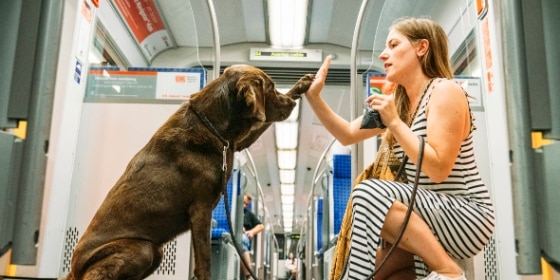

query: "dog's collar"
left=192, top=108, right=230, bottom=172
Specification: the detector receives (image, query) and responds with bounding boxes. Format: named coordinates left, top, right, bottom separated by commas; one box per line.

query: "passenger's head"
left=243, top=194, right=252, bottom=208
left=388, top=17, right=453, bottom=79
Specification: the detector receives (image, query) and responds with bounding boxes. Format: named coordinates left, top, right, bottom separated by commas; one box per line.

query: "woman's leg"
left=344, top=180, right=489, bottom=279
left=344, top=181, right=417, bottom=279
left=343, top=183, right=391, bottom=279
left=381, top=201, right=463, bottom=277
left=374, top=244, right=415, bottom=280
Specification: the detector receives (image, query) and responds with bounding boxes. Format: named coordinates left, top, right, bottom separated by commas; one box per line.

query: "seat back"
left=315, top=198, right=324, bottom=251
left=211, top=170, right=240, bottom=239
left=331, top=154, right=351, bottom=236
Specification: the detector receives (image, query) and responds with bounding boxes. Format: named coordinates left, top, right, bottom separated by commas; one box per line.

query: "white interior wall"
left=473, top=1, right=519, bottom=279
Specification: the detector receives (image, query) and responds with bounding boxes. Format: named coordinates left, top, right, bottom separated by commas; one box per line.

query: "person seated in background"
left=284, top=252, right=298, bottom=280
left=241, top=194, right=264, bottom=280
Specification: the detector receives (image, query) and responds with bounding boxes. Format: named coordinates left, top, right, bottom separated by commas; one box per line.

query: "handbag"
left=360, top=108, right=386, bottom=129
left=330, top=134, right=408, bottom=280
left=357, top=136, right=408, bottom=184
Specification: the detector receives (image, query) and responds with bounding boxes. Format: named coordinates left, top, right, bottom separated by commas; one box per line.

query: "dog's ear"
left=237, top=74, right=266, bottom=122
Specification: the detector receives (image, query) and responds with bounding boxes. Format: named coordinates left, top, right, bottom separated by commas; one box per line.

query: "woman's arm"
left=305, top=56, right=383, bottom=145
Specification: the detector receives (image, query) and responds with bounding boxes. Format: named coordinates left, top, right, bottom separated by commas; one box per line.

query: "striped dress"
left=342, top=79, right=495, bottom=279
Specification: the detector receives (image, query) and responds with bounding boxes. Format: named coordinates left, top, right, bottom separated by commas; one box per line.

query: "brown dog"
left=64, top=65, right=314, bottom=280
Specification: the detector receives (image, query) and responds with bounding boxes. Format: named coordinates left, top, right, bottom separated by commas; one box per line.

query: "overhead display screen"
left=250, top=48, right=322, bottom=62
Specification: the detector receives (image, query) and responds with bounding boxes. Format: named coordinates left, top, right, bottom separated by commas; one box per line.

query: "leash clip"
left=222, top=141, right=230, bottom=171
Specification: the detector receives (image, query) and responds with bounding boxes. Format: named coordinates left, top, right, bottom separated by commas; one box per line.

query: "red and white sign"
left=112, top=0, right=174, bottom=61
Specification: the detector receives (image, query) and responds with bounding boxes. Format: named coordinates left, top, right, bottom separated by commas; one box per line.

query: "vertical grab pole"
left=185, top=3, right=220, bottom=279
left=349, top=0, right=371, bottom=184
left=305, top=197, right=315, bottom=280
left=305, top=139, right=336, bottom=280
left=205, top=0, right=221, bottom=80
left=498, top=0, right=542, bottom=273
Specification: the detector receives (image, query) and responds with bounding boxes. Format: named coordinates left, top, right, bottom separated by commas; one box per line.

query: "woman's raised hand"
left=305, top=55, right=332, bottom=98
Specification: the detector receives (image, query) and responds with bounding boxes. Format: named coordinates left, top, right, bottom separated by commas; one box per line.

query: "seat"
left=211, top=177, right=235, bottom=241
left=210, top=170, right=241, bottom=280
left=323, top=154, right=352, bottom=278
left=331, top=154, right=351, bottom=236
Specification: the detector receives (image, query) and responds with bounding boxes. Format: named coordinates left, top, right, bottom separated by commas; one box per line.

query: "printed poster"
left=112, top=0, right=174, bottom=61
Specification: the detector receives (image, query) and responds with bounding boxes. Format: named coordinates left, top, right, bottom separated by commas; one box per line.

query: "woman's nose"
left=379, top=50, right=387, bottom=60
left=379, top=48, right=388, bottom=60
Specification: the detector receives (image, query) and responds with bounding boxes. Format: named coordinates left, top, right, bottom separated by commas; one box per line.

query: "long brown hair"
left=386, top=17, right=453, bottom=144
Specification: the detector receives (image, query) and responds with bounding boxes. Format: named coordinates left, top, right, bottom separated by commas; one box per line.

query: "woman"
left=284, top=252, right=298, bottom=280
left=305, top=17, right=495, bottom=279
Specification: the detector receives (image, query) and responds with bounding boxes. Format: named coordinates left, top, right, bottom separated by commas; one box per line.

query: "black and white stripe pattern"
left=342, top=79, right=495, bottom=279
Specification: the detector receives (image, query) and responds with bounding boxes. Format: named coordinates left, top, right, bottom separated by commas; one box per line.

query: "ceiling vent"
left=203, top=66, right=379, bottom=86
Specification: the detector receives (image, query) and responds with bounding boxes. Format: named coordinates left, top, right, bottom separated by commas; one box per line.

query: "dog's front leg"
left=190, top=205, right=213, bottom=280
left=285, top=74, right=315, bottom=100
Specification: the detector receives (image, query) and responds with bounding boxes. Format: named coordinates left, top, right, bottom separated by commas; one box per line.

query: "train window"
left=89, top=20, right=129, bottom=68
left=452, top=30, right=480, bottom=76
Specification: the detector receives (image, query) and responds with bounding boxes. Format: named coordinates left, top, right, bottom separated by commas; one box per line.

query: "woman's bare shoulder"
left=430, top=78, right=467, bottom=105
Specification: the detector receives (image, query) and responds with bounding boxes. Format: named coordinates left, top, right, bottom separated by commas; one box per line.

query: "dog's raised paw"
left=297, top=74, right=315, bottom=89
left=287, top=74, right=315, bottom=99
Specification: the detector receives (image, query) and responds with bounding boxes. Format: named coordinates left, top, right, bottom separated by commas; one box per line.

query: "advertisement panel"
left=85, top=67, right=206, bottom=102
left=112, top=0, right=174, bottom=61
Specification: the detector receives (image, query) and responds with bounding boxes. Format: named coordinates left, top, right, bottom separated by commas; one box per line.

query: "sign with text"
left=455, top=76, right=484, bottom=110
left=111, top=0, right=174, bottom=61
left=85, top=67, right=206, bottom=102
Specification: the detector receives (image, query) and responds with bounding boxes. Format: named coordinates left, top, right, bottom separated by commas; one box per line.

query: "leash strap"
left=192, top=108, right=230, bottom=172
left=366, top=135, right=425, bottom=279
left=192, top=107, right=259, bottom=279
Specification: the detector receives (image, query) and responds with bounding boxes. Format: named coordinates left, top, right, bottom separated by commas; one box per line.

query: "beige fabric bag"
left=329, top=134, right=406, bottom=280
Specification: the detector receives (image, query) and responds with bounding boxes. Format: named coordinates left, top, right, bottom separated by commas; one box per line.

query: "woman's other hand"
left=366, top=93, right=400, bottom=128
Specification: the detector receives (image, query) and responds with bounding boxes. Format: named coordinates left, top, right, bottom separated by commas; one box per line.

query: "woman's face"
left=378, top=29, right=421, bottom=82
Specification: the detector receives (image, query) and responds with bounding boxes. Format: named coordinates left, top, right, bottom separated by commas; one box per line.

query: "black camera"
left=359, top=108, right=386, bottom=129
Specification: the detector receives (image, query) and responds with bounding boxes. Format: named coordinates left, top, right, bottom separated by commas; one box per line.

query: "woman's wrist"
left=385, top=117, right=406, bottom=132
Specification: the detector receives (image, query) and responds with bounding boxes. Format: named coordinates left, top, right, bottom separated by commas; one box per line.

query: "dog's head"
left=222, top=64, right=298, bottom=123
left=189, top=64, right=310, bottom=151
